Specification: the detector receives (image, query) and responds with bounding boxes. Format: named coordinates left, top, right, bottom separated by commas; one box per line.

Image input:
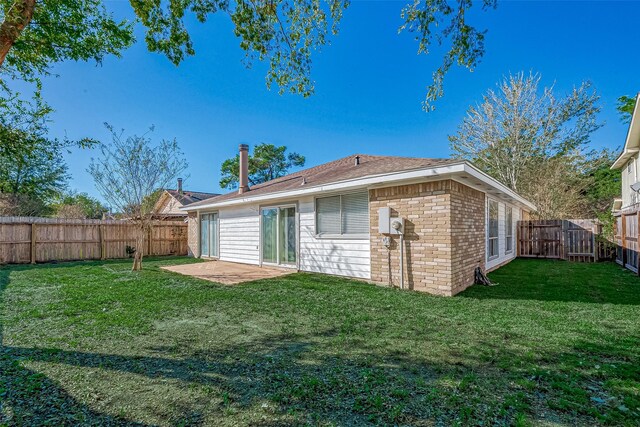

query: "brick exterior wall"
left=449, top=181, right=486, bottom=295
left=187, top=212, right=199, bottom=257
left=369, top=180, right=485, bottom=296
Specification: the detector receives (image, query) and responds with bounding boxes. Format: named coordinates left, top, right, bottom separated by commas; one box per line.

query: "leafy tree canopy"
left=0, top=122, right=69, bottom=201
left=1, top=0, right=498, bottom=110
left=616, top=95, right=636, bottom=123
left=220, top=143, right=305, bottom=189
left=0, top=83, right=96, bottom=205
left=582, top=149, right=621, bottom=237
left=0, top=0, right=134, bottom=83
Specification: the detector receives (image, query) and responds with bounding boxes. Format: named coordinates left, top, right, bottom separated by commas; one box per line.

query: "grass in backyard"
left=0, top=257, right=639, bottom=426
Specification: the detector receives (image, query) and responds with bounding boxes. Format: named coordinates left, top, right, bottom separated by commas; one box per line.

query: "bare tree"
left=449, top=72, right=603, bottom=218
left=0, top=192, right=47, bottom=216
left=449, top=72, right=601, bottom=193
left=519, top=156, right=589, bottom=219
left=88, top=124, right=188, bottom=271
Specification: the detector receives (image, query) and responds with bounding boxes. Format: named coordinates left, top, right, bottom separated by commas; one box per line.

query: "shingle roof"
left=186, top=154, right=460, bottom=208
left=166, top=190, right=220, bottom=206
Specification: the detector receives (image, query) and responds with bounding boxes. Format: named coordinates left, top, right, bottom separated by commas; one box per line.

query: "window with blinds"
left=316, top=192, right=369, bottom=236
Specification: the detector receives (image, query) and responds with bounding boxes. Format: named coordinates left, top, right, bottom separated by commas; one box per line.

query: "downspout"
left=399, top=233, right=404, bottom=290
left=391, top=219, right=404, bottom=290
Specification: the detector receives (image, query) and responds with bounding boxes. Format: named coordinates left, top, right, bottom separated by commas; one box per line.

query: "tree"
left=449, top=72, right=603, bottom=218
left=582, top=149, right=621, bottom=238
left=53, top=191, right=108, bottom=219
left=0, top=0, right=133, bottom=83
left=88, top=124, right=188, bottom=271
left=0, top=192, right=48, bottom=215
left=0, top=122, right=69, bottom=209
left=220, top=143, right=305, bottom=189
left=617, top=95, right=636, bottom=123
left=0, top=0, right=497, bottom=110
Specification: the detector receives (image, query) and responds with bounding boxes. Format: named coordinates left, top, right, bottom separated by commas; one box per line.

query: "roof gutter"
left=182, top=161, right=536, bottom=212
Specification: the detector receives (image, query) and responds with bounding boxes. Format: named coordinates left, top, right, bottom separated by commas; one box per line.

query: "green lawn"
left=1, top=257, right=639, bottom=426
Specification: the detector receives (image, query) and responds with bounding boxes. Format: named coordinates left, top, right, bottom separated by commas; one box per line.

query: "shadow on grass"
left=460, top=259, right=640, bottom=305
left=0, top=264, right=163, bottom=426
left=1, top=260, right=640, bottom=425
left=4, top=328, right=640, bottom=425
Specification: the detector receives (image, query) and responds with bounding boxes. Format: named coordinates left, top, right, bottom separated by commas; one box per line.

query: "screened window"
left=488, top=200, right=499, bottom=259
left=316, top=192, right=369, bottom=236
left=505, top=206, right=513, bottom=253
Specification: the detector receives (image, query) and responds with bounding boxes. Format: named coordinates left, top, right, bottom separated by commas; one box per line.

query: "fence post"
left=561, top=220, right=566, bottom=260
left=99, top=224, right=106, bottom=260
left=637, top=211, right=640, bottom=276
left=593, top=223, right=598, bottom=262
left=147, top=225, right=152, bottom=256
left=30, top=222, right=36, bottom=264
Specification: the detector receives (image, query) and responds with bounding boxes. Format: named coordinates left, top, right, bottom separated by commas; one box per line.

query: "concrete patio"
left=161, top=260, right=294, bottom=285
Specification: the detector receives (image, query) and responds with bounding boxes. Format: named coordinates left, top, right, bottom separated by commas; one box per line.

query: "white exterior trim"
left=485, top=196, right=521, bottom=271
left=612, top=93, right=640, bottom=170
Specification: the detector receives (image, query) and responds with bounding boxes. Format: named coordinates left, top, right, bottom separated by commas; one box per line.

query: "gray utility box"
left=378, top=207, right=404, bottom=235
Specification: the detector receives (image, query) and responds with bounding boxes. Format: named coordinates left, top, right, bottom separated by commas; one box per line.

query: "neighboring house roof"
left=164, top=189, right=220, bottom=206
left=183, top=154, right=536, bottom=211
left=612, top=93, right=640, bottom=169
left=153, top=189, right=220, bottom=218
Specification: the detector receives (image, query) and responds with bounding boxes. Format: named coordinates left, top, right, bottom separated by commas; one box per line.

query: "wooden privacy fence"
left=517, top=219, right=610, bottom=262
left=0, top=217, right=188, bottom=264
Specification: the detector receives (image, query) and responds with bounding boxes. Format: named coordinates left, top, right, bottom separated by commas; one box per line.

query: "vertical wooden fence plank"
left=0, top=217, right=187, bottom=264
left=30, top=222, right=36, bottom=264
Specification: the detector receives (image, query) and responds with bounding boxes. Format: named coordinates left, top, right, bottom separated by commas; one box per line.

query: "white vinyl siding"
left=218, top=205, right=260, bottom=265
left=300, top=196, right=370, bottom=279
left=316, top=191, right=369, bottom=236
left=486, top=198, right=521, bottom=270
left=211, top=197, right=370, bottom=278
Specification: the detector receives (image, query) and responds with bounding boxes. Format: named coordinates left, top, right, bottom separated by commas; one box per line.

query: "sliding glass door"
left=261, top=206, right=296, bottom=266
left=200, top=212, right=218, bottom=257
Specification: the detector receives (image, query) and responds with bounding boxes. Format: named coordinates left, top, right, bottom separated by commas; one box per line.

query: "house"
left=611, top=93, right=640, bottom=272
left=182, top=145, right=535, bottom=296
left=153, top=178, right=219, bottom=220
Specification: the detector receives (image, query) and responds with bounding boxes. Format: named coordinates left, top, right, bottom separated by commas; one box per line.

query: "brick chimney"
left=238, top=144, right=250, bottom=194
left=177, top=177, right=183, bottom=194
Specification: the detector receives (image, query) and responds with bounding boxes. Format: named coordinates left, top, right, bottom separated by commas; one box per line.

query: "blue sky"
left=28, top=0, right=640, bottom=200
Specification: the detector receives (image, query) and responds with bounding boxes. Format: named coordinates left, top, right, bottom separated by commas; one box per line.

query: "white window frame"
left=198, top=211, right=219, bottom=259
left=487, top=199, right=499, bottom=260
left=505, top=206, right=513, bottom=254
left=315, top=191, right=369, bottom=239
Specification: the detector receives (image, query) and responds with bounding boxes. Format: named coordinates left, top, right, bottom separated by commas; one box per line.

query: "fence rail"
left=0, top=217, right=188, bottom=264
left=517, top=219, right=608, bottom=262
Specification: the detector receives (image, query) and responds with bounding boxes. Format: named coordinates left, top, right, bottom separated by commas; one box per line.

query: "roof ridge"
left=166, top=189, right=219, bottom=195
left=246, top=153, right=444, bottom=190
